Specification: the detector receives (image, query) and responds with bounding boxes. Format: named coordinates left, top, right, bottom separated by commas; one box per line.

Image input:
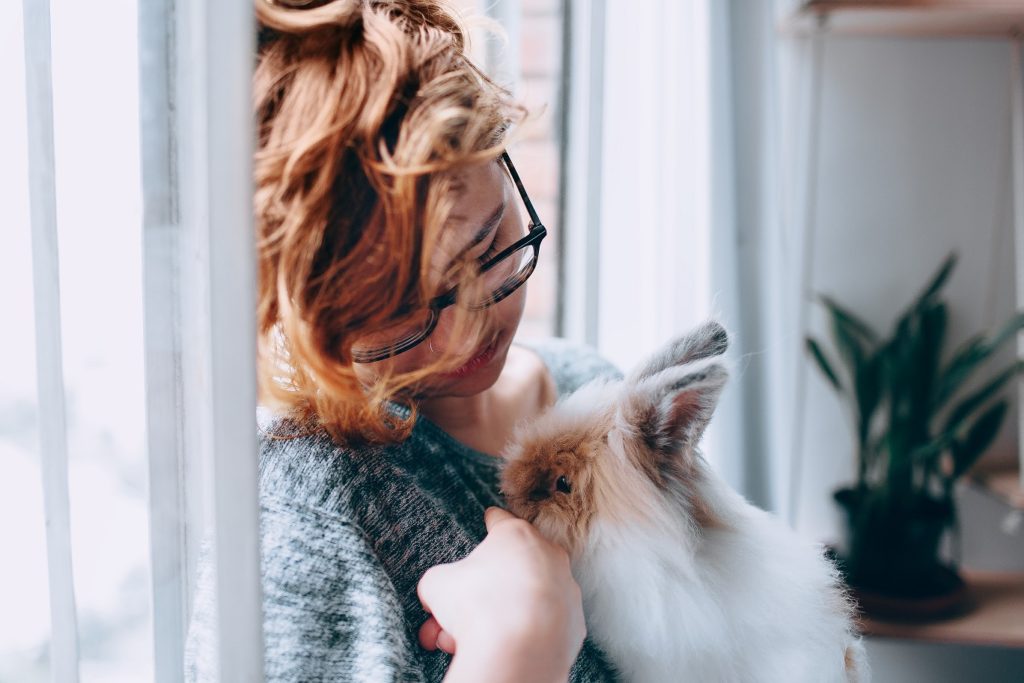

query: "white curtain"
left=3, top=1, right=264, bottom=680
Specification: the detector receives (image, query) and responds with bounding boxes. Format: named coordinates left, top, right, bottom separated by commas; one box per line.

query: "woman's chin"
left=428, top=335, right=511, bottom=396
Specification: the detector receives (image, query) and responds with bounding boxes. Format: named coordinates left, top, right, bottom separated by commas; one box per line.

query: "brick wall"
left=451, top=0, right=564, bottom=339
left=515, top=0, right=562, bottom=340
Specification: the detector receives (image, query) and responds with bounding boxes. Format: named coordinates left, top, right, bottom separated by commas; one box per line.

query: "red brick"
left=522, top=0, right=560, bottom=19
left=511, top=142, right=559, bottom=203
left=517, top=76, right=559, bottom=142
left=520, top=15, right=561, bottom=79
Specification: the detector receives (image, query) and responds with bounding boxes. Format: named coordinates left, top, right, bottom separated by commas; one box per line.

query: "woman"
left=186, top=1, right=621, bottom=680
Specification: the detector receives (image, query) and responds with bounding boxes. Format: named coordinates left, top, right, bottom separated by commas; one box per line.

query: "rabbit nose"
left=528, top=486, right=548, bottom=502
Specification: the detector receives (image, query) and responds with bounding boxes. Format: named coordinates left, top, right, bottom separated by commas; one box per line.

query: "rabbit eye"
left=555, top=475, right=572, bottom=494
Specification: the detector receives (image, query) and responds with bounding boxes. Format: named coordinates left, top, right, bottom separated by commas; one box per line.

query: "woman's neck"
left=416, top=345, right=555, bottom=457
left=418, top=390, right=494, bottom=435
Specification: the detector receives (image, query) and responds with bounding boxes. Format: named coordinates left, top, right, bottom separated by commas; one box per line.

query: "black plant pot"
left=832, top=486, right=968, bottom=618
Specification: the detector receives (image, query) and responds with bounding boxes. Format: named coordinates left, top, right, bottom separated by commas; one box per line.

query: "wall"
left=796, top=35, right=1023, bottom=570
left=790, top=32, right=1024, bottom=683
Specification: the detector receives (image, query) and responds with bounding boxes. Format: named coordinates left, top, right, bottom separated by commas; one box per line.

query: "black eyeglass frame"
left=351, top=151, right=547, bottom=363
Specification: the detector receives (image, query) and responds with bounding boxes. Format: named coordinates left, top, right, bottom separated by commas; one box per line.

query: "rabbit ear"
left=628, top=360, right=728, bottom=456
left=628, top=321, right=729, bottom=384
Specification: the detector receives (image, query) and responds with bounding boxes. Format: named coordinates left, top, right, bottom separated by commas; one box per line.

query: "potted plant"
left=806, top=253, right=1024, bottom=617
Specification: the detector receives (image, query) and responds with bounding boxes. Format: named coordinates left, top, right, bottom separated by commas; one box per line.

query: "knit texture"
left=184, top=338, right=623, bottom=682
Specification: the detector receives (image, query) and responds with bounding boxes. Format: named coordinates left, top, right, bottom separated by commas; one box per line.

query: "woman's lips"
left=437, top=339, right=500, bottom=379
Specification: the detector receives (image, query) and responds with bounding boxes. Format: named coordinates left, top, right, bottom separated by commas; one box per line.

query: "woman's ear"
left=628, top=321, right=728, bottom=384
left=626, top=360, right=728, bottom=457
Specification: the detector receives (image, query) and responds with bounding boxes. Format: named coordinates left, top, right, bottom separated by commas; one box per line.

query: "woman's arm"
left=416, top=507, right=587, bottom=683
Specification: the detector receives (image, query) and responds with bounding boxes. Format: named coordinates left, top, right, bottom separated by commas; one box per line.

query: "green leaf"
left=952, top=401, right=1008, bottom=478
left=884, top=312, right=923, bottom=464
left=819, top=294, right=879, bottom=345
left=943, top=361, right=1024, bottom=436
left=910, top=303, right=946, bottom=419
left=934, top=312, right=1024, bottom=410
left=889, top=253, right=956, bottom=354
left=915, top=252, right=957, bottom=309
left=806, top=337, right=843, bottom=391
left=986, top=311, right=1024, bottom=351
left=831, top=312, right=867, bottom=386
left=933, top=334, right=989, bottom=409
left=854, top=350, right=884, bottom=444
left=908, top=434, right=954, bottom=468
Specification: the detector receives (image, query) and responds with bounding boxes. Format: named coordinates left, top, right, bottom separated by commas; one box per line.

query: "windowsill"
left=856, top=570, right=1024, bottom=649
left=784, top=0, right=1024, bottom=38
left=969, top=465, right=1024, bottom=511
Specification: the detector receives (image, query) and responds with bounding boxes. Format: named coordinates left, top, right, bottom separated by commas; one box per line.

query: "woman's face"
left=355, top=156, right=530, bottom=398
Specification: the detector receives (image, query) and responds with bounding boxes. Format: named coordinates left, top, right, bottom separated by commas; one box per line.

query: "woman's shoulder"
left=187, top=419, right=422, bottom=682
left=254, top=405, right=493, bottom=523
left=514, top=336, right=623, bottom=399
left=255, top=407, right=403, bottom=519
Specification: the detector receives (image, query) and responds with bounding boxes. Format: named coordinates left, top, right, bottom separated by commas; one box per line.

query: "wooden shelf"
left=856, top=570, right=1024, bottom=648
left=784, top=0, right=1024, bottom=38
left=969, top=466, right=1024, bottom=510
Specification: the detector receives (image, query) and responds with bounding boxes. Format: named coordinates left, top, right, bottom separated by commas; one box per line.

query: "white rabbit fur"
left=500, top=322, right=868, bottom=683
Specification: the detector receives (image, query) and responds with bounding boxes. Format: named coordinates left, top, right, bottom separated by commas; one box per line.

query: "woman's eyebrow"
left=448, top=201, right=506, bottom=264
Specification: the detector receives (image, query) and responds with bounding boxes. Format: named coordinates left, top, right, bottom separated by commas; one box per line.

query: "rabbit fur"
left=500, top=321, right=868, bottom=683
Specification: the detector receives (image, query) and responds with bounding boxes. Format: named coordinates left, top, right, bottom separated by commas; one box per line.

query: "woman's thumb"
left=484, top=506, right=517, bottom=531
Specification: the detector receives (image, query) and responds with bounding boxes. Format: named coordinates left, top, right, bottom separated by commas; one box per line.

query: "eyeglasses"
left=350, top=152, right=547, bottom=363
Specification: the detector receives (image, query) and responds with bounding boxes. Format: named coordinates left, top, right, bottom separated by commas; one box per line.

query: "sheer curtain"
left=3, top=0, right=262, bottom=680
left=3, top=1, right=155, bottom=680
left=4, top=1, right=784, bottom=681
left=561, top=0, right=773, bottom=505
left=6, top=0, right=552, bottom=680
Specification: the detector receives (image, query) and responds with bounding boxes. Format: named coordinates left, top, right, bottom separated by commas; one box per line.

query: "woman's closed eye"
left=441, top=235, right=504, bottom=290
left=477, top=234, right=504, bottom=263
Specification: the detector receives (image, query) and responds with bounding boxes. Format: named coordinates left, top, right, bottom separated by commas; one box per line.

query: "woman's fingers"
left=484, top=505, right=517, bottom=531
left=417, top=565, right=461, bottom=654
left=418, top=615, right=442, bottom=650
left=418, top=615, right=455, bottom=653
left=418, top=580, right=458, bottom=655
left=417, top=506, right=576, bottom=663
left=437, top=627, right=457, bottom=653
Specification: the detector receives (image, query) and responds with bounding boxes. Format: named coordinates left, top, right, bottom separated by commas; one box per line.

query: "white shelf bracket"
left=1012, top=36, right=1024, bottom=493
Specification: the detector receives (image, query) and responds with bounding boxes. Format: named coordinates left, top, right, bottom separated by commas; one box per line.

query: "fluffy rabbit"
left=500, top=322, right=868, bottom=683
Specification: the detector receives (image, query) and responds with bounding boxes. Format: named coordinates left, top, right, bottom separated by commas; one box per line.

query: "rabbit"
left=500, top=321, right=868, bottom=683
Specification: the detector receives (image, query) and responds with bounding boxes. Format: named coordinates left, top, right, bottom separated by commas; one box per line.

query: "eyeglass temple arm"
left=501, top=151, right=542, bottom=228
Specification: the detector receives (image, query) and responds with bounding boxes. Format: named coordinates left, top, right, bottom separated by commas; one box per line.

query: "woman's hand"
left=417, top=506, right=586, bottom=683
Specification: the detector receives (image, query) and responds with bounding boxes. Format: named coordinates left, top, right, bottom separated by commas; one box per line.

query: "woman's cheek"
left=500, top=282, right=528, bottom=330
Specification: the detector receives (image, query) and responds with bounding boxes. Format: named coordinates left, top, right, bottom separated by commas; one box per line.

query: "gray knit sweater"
left=184, top=338, right=622, bottom=682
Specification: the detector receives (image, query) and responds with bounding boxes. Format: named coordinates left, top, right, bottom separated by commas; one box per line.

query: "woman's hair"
left=254, top=0, right=525, bottom=444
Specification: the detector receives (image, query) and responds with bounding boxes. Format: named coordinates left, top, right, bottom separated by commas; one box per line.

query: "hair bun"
left=256, top=0, right=364, bottom=38
left=267, top=0, right=336, bottom=7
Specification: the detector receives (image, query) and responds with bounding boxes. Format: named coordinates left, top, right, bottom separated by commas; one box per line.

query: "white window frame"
left=23, top=0, right=80, bottom=679
left=561, top=0, right=713, bottom=372
left=139, top=0, right=263, bottom=680
left=20, top=0, right=727, bottom=678
left=561, top=0, right=732, bottom=479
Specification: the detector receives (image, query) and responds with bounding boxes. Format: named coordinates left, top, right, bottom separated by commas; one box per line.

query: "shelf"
left=784, top=1, right=1024, bottom=38
left=969, top=465, right=1024, bottom=510
left=856, top=570, right=1024, bottom=648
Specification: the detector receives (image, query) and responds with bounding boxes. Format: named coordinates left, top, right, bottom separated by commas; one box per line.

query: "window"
left=452, top=0, right=566, bottom=340
left=3, top=1, right=716, bottom=679
left=2, top=0, right=152, bottom=680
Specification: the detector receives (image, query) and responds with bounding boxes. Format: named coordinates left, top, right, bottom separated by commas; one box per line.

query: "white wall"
left=795, top=36, right=1023, bottom=573
left=791, top=33, right=1024, bottom=683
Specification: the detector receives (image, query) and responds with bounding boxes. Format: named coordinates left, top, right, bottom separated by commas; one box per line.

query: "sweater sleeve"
left=516, top=337, right=624, bottom=398
left=185, top=496, right=424, bottom=683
